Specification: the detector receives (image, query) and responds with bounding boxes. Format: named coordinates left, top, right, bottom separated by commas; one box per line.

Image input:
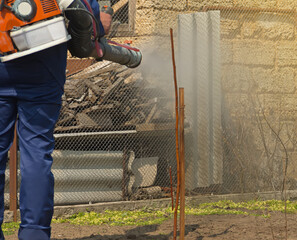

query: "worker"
left=0, top=1, right=111, bottom=239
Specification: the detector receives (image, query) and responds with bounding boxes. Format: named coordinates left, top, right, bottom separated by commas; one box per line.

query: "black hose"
left=65, top=0, right=96, bottom=58
left=64, top=8, right=100, bottom=39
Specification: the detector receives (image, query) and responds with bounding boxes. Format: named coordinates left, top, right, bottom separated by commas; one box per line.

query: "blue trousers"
left=0, top=88, right=63, bottom=239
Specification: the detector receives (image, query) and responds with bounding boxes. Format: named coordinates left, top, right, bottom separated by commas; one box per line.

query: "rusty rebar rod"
left=179, top=88, right=185, bottom=240
left=169, top=166, right=174, bottom=211
left=170, top=28, right=180, bottom=240
left=9, top=124, right=18, bottom=222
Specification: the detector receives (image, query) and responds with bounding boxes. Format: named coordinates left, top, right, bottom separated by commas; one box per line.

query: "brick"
left=233, top=40, right=276, bottom=66
left=253, top=67, right=295, bottom=94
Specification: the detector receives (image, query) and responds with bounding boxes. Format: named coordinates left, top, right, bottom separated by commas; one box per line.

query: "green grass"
left=4, top=199, right=297, bottom=235
left=52, top=199, right=297, bottom=226
left=2, top=222, right=19, bottom=236
left=53, top=207, right=173, bottom=226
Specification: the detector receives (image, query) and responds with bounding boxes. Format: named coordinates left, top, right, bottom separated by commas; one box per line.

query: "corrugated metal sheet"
left=4, top=149, right=160, bottom=206
left=178, top=11, right=223, bottom=189
left=4, top=150, right=134, bottom=206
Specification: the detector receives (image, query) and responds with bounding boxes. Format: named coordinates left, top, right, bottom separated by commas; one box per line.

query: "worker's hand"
left=100, top=12, right=112, bottom=35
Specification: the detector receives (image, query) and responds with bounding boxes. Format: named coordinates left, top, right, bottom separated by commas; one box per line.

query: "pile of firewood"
left=55, top=60, right=173, bottom=133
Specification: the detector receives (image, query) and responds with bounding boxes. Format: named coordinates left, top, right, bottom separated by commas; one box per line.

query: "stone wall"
left=115, top=0, right=297, bottom=192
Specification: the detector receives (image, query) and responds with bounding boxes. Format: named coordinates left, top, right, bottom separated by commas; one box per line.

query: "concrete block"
left=131, top=157, right=158, bottom=188
left=233, top=40, right=276, bottom=66
left=253, top=67, right=296, bottom=94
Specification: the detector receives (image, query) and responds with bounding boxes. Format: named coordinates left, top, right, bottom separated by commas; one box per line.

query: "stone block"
left=253, top=67, right=295, bottom=94
left=260, top=21, right=295, bottom=40
left=233, top=0, right=277, bottom=8
left=277, top=42, right=297, bottom=66
left=277, top=0, right=297, bottom=9
left=241, top=22, right=262, bottom=39
left=257, top=93, right=282, bottom=112
left=137, top=0, right=187, bottom=11
left=135, top=9, right=179, bottom=36
left=221, top=19, right=241, bottom=38
left=221, top=41, right=233, bottom=64
left=233, top=40, right=276, bottom=66
left=281, top=94, right=297, bottom=112
left=288, top=152, right=297, bottom=180
left=188, top=0, right=233, bottom=10
left=278, top=121, right=295, bottom=151
left=222, top=65, right=253, bottom=93
left=224, top=93, right=252, bottom=117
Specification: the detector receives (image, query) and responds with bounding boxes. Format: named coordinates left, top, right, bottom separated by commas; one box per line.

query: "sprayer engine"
left=0, top=0, right=70, bottom=61
left=0, top=0, right=142, bottom=68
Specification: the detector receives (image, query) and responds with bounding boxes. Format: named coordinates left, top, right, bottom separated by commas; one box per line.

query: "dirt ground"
left=5, top=212, right=297, bottom=240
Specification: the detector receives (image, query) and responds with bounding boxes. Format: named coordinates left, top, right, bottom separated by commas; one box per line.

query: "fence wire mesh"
left=5, top=1, right=297, bottom=207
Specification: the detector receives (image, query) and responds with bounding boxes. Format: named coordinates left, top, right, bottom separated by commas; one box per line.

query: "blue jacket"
left=0, top=0, right=103, bottom=102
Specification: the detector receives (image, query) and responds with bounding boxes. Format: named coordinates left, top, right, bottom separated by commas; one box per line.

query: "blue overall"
left=0, top=0, right=104, bottom=239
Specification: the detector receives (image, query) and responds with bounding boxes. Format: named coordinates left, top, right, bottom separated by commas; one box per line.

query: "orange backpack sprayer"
left=0, top=0, right=142, bottom=67
left=0, top=0, right=70, bottom=61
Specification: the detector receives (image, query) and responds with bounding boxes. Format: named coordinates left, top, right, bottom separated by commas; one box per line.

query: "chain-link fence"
left=5, top=1, right=297, bottom=207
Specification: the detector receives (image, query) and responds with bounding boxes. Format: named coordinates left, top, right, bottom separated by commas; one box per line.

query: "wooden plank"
left=113, top=0, right=128, bottom=13
left=82, top=104, right=115, bottom=114
left=109, top=24, right=134, bottom=37
left=100, top=77, right=124, bottom=103
left=128, top=0, right=136, bottom=31
left=69, top=61, right=112, bottom=79
left=85, top=79, right=103, bottom=96
left=145, top=104, right=157, bottom=124
left=77, top=113, right=98, bottom=127
left=136, top=123, right=175, bottom=132
left=66, top=59, right=96, bottom=77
